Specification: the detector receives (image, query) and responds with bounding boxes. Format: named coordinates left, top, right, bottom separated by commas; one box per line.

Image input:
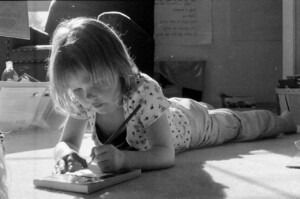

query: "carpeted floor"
left=4, top=127, right=300, bottom=199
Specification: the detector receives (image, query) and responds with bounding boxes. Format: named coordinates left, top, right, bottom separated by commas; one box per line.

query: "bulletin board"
left=0, top=1, right=30, bottom=39
left=154, top=0, right=212, bottom=45
left=230, top=0, right=282, bottom=41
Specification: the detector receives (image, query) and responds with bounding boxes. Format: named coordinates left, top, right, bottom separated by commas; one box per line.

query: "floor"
left=4, top=127, right=300, bottom=199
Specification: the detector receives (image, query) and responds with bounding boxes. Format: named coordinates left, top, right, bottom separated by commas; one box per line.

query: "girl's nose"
left=86, top=90, right=96, bottom=100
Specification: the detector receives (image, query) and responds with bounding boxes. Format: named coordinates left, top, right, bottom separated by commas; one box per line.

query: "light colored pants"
left=192, top=108, right=286, bottom=148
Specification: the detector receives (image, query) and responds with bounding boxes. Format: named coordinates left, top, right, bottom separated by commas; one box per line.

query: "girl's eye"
left=73, top=88, right=82, bottom=93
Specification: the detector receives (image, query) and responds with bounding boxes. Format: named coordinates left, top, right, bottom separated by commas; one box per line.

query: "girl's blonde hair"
left=48, top=17, right=139, bottom=115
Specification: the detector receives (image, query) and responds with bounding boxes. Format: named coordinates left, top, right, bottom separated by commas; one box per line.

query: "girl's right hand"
left=53, top=152, right=88, bottom=174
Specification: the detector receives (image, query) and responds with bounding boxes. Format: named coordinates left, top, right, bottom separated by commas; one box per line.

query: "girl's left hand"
left=53, top=152, right=87, bottom=174
left=92, top=144, right=125, bottom=173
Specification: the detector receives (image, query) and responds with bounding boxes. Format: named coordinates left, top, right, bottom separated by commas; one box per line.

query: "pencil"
left=87, top=104, right=142, bottom=165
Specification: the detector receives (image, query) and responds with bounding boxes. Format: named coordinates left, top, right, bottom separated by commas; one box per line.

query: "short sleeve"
left=132, top=76, right=171, bottom=129
left=68, top=98, right=89, bottom=120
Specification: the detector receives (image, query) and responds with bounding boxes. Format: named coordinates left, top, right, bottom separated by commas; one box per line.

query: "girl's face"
left=68, top=75, right=122, bottom=114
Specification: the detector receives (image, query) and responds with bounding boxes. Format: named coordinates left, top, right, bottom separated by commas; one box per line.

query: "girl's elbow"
left=167, top=157, right=175, bottom=168
left=164, top=150, right=175, bottom=168
left=161, top=157, right=174, bottom=170
left=150, top=145, right=175, bottom=169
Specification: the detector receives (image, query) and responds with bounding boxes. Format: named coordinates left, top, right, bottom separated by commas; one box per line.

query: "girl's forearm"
left=54, top=117, right=87, bottom=162
left=122, top=146, right=175, bottom=170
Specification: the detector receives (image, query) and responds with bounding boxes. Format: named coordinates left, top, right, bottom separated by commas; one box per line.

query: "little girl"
left=49, top=17, right=296, bottom=174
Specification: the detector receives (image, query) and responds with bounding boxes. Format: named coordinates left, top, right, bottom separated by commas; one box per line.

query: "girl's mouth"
left=93, top=103, right=103, bottom=109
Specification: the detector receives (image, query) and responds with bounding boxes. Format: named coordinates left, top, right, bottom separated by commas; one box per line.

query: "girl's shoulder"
left=131, top=72, right=164, bottom=99
left=135, top=72, right=161, bottom=88
left=123, top=72, right=171, bottom=113
left=69, top=99, right=89, bottom=120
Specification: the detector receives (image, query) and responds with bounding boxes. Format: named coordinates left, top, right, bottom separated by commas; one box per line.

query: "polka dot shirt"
left=72, top=73, right=192, bottom=153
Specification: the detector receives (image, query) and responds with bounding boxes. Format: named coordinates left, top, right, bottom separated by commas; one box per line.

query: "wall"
left=155, top=0, right=282, bottom=107
left=283, top=0, right=295, bottom=77
left=296, top=0, right=300, bottom=74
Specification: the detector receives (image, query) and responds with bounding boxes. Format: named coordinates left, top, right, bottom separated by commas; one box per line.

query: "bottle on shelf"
left=1, top=61, right=19, bottom=81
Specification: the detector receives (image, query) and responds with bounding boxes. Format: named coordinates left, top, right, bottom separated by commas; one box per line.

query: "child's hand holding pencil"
left=87, top=145, right=126, bottom=173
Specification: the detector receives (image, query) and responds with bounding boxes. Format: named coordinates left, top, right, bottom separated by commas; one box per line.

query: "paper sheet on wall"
left=0, top=1, right=30, bottom=39
left=154, top=0, right=212, bottom=45
left=0, top=82, right=48, bottom=132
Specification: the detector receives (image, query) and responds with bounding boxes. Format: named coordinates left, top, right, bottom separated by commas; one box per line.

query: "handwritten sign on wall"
left=0, top=1, right=30, bottom=39
left=154, top=0, right=212, bottom=45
